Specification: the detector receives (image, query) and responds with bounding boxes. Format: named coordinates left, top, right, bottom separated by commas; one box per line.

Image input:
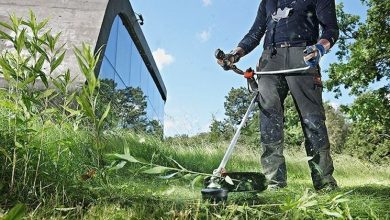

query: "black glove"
left=217, top=50, right=241, bottom=71
left=225, top=51, right=241, bottom=64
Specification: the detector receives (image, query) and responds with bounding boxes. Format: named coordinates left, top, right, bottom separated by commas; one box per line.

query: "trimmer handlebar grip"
left=215, top=49, right=225, bottom=60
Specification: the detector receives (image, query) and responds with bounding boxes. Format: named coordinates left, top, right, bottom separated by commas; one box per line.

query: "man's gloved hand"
left=303, top=44, right=326, bottom=68
left=217, top=48, right=244, bottom=71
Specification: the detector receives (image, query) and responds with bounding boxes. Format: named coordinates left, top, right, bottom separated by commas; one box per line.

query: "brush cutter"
left=201, top=49, right=311, bottom=202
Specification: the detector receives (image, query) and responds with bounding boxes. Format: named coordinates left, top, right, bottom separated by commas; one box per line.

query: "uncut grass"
left=2, top=129, right=390, bottom=219
left=106, top=135, right=390, bottom=218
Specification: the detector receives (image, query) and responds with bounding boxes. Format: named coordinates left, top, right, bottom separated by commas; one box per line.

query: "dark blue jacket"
left=238, top=0, right=339, bottom=54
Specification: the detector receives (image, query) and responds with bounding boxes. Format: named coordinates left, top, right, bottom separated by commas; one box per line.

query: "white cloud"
left=152, top=48, right=174, bottom=70
left=202, top=0, right=212, bottom=7
left=198, top=29, right=211, bottom=42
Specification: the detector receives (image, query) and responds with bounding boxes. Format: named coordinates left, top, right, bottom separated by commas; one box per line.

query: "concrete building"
left=0, top=0, right=166, bottom=126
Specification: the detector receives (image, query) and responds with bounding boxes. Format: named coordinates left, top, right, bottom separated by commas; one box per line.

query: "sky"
left=130, top=0, right=368, bottom=137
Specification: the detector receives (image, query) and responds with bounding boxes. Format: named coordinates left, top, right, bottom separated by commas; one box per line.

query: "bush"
left=344, top=125, right=390, bottom=164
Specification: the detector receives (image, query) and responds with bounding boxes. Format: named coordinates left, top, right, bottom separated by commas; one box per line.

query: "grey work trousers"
left=257, top=46, right=337, bottom=190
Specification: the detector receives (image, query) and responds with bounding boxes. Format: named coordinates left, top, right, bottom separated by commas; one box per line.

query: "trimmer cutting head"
left=201, top=188, right=228, bottom=203
left=201, top=172, right=267, bottom=202
left=204, top=172, right=268, bottom=192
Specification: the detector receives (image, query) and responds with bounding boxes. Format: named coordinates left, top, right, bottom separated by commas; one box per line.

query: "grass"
left=1, top=131, right=388, bottom=219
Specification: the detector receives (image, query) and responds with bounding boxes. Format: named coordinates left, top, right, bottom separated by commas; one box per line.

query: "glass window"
left=115, top=22, right=132, bottom=86
left=153, top=87, right=160, bottom=118
left=98, top=15, right=165, bottom=129
left=115, top=73, right=126, bottom=90
left=160, top=99, right=165, bottom=123
left=99, top=57, right=115, bottom=81
left=156, top=99, right=161, bottom=123
left=104, top=17, right=119, bottom=65
left=148, top=73, right=155, bottom=105
left=130, top=42, right=142, bottom=88
left=154, top=87, right=160, bottom=115
left=146, top=99, right=152, bottom=119
left=139, top=63, right=149, bottom=97
left=155, top=97, right=161, bottom=122
left=156, top=92, right=162, bottom=123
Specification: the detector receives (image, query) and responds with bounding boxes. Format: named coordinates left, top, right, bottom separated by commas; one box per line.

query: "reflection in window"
left=99, top=57, right=115, bottom=81
left=147, top=74, right=154, bottom=106
left=130, top=43, right=141, bottom=88
left=104, top=17, right=118, bottom=66
left=98, top=15, right=164, bottom=135
left=139, top=63, right=149, bottom=98
left=116, top=21, right=132, bottom=85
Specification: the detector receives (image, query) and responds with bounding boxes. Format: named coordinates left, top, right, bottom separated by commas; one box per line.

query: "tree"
left=325, top=1, right=390, bottom=163
left=209, top=115, right=234, bottom=142
left=342, top=88, right=390, bottom=131
left=97, top=79, right=150, bottom=132
left=326, top=1, right=390, bottom=96
left=147, top=119, right=164, bottom=139
left=97, top=79, right=120, bottom=128
left=324, top=103, right=349, bottom=154
left=224, top=87, right=254, bottom=125
left=341, top=89, right=390, bottom=163
left=116, top=86, right=148, bottom=130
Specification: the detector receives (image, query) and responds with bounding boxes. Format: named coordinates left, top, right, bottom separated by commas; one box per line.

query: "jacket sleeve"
left=316, top=0, right=339, bottom=48
left=237, top=1, right=267, bottom=54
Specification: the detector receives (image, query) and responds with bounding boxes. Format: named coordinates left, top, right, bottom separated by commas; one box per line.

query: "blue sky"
left=130, top=0, right=368, bottom=137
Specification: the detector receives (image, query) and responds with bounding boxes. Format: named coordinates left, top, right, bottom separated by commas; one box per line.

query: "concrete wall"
left=0, top=0, right=108, bottom=87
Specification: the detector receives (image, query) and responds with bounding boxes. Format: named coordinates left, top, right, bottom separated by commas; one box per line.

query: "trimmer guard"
left=203, top=172, right=268, bottom=192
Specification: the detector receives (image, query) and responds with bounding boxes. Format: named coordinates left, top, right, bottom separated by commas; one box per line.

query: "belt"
left=265, top=42, right=312, bottom=50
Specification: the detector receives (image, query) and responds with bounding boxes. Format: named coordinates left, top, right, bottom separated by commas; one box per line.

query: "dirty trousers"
left=257, top=47, right=337, bottom=189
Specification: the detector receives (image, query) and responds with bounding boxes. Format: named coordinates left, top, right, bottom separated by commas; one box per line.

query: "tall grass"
left=1, top=122, right=389, bottom=219
left=98, top=133, right=389, bottom=219
left=0, top=11, right=109, bottom=208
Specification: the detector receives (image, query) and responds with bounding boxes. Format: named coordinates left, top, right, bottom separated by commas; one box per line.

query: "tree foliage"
left=327, top=1, right=390, bottom=96
left=324, top=104, right=349, bottom=154
left=326, top=1, right=390, bottom=163
left=98, top=79, right=163, bottom=138
left=209, top=115, right=234, bottom=142
left=341, top=89, right=390, bottom=163
left=342, top=88, right=390, bottom=130
left=224, top=87, right=254, bottom=125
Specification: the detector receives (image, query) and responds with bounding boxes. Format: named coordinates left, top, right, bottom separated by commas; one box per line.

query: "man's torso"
left=263, top=0, right=319, bottom=46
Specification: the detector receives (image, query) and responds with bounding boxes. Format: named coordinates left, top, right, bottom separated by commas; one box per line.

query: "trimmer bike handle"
left=215, top=48, right=311, bottom=77
left=254, top=66, right=310, bottom=75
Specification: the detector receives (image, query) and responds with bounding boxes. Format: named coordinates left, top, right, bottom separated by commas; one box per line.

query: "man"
left=218, top=0, right=339, bottom=191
